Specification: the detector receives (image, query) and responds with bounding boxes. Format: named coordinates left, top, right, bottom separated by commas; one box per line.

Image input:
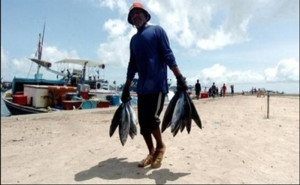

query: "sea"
left=1, top=92, right=11, bottom=117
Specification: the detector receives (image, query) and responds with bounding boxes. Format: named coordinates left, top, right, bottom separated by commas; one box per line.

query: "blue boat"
left=2, top=24, right=112, bottom=115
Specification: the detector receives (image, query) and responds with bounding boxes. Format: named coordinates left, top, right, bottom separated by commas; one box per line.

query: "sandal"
left=137, top=154, right=153, bottom=168
left=151, top=147, right=166, bottom=168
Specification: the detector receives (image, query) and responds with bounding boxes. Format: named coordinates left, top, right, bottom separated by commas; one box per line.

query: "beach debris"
left=162, top=90, right=202, bottom=136
left=110, top=102, right=138, bottom=146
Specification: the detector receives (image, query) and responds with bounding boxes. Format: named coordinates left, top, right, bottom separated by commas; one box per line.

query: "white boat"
left=55, top=58, right=122, bottom=106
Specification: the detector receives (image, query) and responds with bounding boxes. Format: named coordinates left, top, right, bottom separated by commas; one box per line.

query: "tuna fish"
left=110, top=102, right=138, bottom=146
left=127, top=102, right=137, bottom=139
left=186, top=93, right=202, bottom=129
left=162, top=90, right=202, bottom=136
left=161, top=91, right=179, bottom=132
left=119, top=103, right=130, bottom=146
left=171, top=91, right=186, bottom=136
left=110, top=103, right=123, bottom=137
left=183, top=92, right=192, bottom=133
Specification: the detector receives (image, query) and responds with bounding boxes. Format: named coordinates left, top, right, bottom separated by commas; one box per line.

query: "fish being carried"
left=162, top=90, right=202, bottom=136
left=110, top=102, right=138, bottom=146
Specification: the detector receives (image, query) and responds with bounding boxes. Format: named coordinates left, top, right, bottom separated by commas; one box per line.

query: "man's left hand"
left=176, top=75, right=188, bottom=91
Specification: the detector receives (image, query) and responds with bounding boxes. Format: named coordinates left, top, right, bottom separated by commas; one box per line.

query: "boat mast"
left=80, top=61, right=88, bottom=84
left=38, top=23, right=45, bottom=60
left=35, top=22, right=46, bottom=79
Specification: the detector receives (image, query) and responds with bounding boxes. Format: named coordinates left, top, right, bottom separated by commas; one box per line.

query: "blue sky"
left=1, top=0, right=299, bottom=93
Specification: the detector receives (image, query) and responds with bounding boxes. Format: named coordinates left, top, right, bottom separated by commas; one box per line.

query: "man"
left=222, top=83, right=227, bottom=97
left=121, top=2, right=187, bottom=169
left=230, top=84, right=234, bottom=95
left=211, top=82, right=217, bottom=98
left=195, top=80, right=201, bottom=99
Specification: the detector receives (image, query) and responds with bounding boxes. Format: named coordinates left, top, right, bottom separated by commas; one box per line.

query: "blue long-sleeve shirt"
left=126, top=25, right=177, bottom=94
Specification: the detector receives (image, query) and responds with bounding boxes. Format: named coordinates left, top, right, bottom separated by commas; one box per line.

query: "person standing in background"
left=211, top=82, right=217, bottom=98
left=195, top=80, right=201, bottom=99
left=222, top=83, right=227, bottom=97
left=230, top=84, right=234, bottom=95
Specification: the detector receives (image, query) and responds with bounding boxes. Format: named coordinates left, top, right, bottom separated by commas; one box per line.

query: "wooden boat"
left=2, top=24, right=112, bottom=116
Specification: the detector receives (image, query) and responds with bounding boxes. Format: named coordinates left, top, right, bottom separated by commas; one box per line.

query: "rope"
left=27, top=60, right=34, bottom=78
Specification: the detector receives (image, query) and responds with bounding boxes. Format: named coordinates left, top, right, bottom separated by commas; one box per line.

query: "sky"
left=1, top=0, right=299, bottom=93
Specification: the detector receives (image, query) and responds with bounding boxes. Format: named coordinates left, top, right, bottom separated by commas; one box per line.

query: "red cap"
left=127, top=2, right=151, bottom=24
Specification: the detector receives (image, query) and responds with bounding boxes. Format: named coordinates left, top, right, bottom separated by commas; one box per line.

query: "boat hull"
left=2, top=96, right=47, bottom=115
left=3, top=76, right=67, bottom=116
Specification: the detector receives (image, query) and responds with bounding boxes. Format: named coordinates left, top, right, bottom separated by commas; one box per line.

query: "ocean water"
left=1, top=92, right=11, bottom=117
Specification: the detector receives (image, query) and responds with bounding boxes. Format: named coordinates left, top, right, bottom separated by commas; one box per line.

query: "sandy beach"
left=1, top=94, right=299, bottom=184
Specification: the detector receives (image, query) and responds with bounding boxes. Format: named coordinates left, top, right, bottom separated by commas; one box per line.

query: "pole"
left=267, top=92, right=270, bottom=119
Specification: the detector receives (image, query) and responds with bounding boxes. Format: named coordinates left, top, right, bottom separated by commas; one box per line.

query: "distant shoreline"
left=234, top=93, right=299, bottom=96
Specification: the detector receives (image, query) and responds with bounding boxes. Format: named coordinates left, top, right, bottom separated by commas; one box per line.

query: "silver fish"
left=161, top=91, right=180, bottom=132
left=184, top=92, right=192, bottom=133
left=171, top=91, right=186, bottom=136
left=119, top=102, right=131, bottom=146
left=110, top=102, right=139, bottom=145
left=110, top=103, right=123, bottom=137
left=179, top=93, right=191, bottom=133
left=127, top=102, right=137, bottom=139
left=186, top=93, right=202, bottom=129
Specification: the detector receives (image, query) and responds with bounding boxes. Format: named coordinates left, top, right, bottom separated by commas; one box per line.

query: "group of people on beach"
left=194, top=80, right=234, bottom=99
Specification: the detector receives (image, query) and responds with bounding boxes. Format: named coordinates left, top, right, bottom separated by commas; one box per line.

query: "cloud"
left=252, top=0, right=299, bottom=23
left=186, top=63, right=264, bottom=86
left=185, top=58, right=299, bottom=87
left=42, top=46, right=79, bottom=62
left=94, top=0, right=129, bottom=15
left=197, top=29, right=234, bottom=50
left=97, top=18, right=136, bottom=67
left=93, top=0, right=298, bottom=88
left=96, top=0, right=291, bottom=64
left=1, top=47, right=30, bottom=80
left=36, top=46, right=80, bottom=79
left=145, top=0, right=253, bottom=50
left=202, top=64, right=227, bottom=80
left=1, top=47, right=8, bottom=62
left=1, top=47, right=13, bottom=80
left=97, top=36, right=129, bottom=66
left=264, top=58, right=299, bottom=82
left=96, top=0, right=298, bottom=63
left=103, top=19, right=128, bottom=37
left=1, top=46, right=80, bottom=80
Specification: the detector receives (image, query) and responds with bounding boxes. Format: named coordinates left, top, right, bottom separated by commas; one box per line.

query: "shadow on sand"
left=74, top=157, right=190, bottom=184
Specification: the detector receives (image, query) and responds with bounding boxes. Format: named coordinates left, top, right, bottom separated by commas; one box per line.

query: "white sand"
left=1, top=95, right=299, bottom=184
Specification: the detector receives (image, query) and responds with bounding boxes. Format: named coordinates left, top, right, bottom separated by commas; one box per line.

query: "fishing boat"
left=2, top=24, right=113, bottom=115
left=54, top=58, right=121, bottom=105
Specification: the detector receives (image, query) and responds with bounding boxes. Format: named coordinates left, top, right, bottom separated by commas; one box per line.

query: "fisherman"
left=195, top=80, right=201, bottom=100
left=211, top=82, right=217, bottom=98
left=121, top=2, right=187, bottom=169
left=230, top=84, right=234, bottom=95
left=222, top=83, right=227, bottom=97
